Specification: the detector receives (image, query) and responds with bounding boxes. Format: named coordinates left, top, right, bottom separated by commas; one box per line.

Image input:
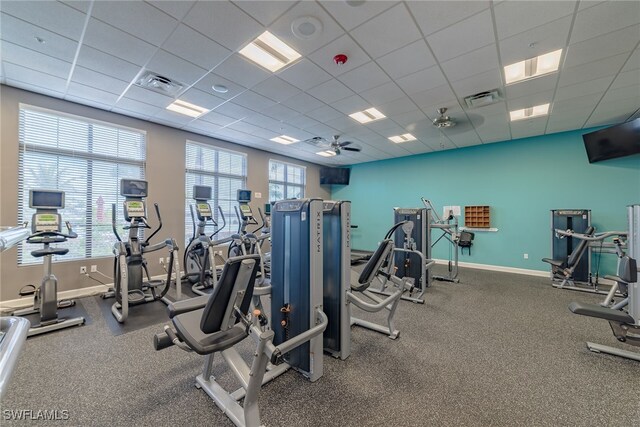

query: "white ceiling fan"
left=304, top=135, right=362, bottom=155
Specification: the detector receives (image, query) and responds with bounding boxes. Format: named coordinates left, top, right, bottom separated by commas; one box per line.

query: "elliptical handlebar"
left=112, top=203, right=122, bottom=243
left=144, top=203, right=163, bottom=245
left=210, top=206, right=226, bottom=238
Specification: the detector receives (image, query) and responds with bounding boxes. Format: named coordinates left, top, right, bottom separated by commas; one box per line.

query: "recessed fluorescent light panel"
left=349, top=107, right=386, bottom=124
left=166, top=99, right=209, bottom=118
left=509, top=103, right=550, bottom=121
left=239, top=31, right=301, bottom=72
left=316, top=150, right=336, bottom=157
left=504, top=49, right=562, bottom=84
left=389, top=133, right=417, bottom=143
left=270, top=135, right=299, bottom=145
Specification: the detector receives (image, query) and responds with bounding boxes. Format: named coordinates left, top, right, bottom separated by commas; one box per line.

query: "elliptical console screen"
left=33, top=213, right=60, bottom=232
left=121, top=179, right=148, bottom=197
left=197, top=203, right=212, bottom=217
left=240, top=204, right=253, bottom=217
left=125, top=201, right=145, bottom=218
left=29, top=190, right=64, bottom=209
left=193, top=185, right=212, bottom=201
left=237, top=189, right=251, bottom=203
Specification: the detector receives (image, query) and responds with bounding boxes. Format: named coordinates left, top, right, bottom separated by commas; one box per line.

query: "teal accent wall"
left=332, top=129, right=640, bottom=275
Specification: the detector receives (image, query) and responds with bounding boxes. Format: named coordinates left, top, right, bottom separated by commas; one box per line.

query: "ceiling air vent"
left=463, top=89, right=501, bottom=109
left=135, top=71, right=184, bottom=96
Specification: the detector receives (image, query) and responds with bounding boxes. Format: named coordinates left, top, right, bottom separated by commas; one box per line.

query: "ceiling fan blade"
left=342, top=146, right=361, bottom=152
left=339, top=140, right=354, bottom=147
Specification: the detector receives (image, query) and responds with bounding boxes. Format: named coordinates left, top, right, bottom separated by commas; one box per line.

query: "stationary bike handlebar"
left=27, top=221, right=77, bottom=244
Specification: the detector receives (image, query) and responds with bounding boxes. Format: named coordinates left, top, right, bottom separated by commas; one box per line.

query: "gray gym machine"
left=567, top=205, right=640, bottom=362
left=0, top=226, right=31, bottom=398
left=183, top=185, right=228, bottom=296
left=154, top=198, right=328, bottom=426
left=12, top=190, right=85, bottom=337
left=323, top=200, right=417, bottom=359
left=105, top=179, right=181, bottom=323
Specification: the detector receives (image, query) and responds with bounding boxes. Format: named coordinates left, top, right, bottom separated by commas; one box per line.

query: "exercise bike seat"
left=541, top=257, right=565, bottom=268
left=569, top=302, right=634, bottom=324
left=30, top=247, right=69, bottom=257
left=173, top=310, right=248, bottom=355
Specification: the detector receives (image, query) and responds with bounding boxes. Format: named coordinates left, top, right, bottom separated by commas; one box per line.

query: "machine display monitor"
left=237, top=189, right=251, bottom=203
left=121, top=179, right=148, bottom=197
left=193, top=185, right=212, bottom=201
left=29, top=190, right=65, bottom=209
left=240, top=204, right=253, bottom=216
left=125, top=200, right=145, bottom=218
left=33, top=213, right=60, bottom=232
left=264, top=203, right=272, bottom=215
left=197, top=203, right=212, bottom=217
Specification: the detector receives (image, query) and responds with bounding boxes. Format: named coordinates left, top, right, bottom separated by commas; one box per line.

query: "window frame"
left=268, top=159, right=306, bottom=202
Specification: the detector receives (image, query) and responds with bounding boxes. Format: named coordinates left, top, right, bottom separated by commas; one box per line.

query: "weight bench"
left=568, top=256, right=639, bottom=362
left=543, top=226, right=595, bottom=288
left=348, top=237, right=414, bottom=339
left=154, top=254, right=328, bottom=427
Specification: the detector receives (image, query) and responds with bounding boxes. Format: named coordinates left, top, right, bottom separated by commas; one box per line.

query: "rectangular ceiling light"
left=504, top=49, right=562, bottom=84
left=166, top=99, right=210, bottom=118
left=316, top=150, right=336, bottom=157
left=239, top=31, right=301, bottom=72
left=349, top=107, right=386, bottom=124
left=388, top=133, right=417, bottom=143
left=510, top=103, right=550, bottom=121
left=270, top=135, right=299, bottom=145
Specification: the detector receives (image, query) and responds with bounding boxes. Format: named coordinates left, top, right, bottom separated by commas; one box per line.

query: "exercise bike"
left=183, top=185, right=229, bottom=296
left=104, top=179, right=181, bottom=323
left=13, top=190, right=85, bottom=337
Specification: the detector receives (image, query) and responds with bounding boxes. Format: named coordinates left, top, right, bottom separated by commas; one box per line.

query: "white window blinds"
left=18, top=106, right=146, bottom=265
left=185, top=141, right=247, bottom=243
left=269, top=160, right=305, bottom=202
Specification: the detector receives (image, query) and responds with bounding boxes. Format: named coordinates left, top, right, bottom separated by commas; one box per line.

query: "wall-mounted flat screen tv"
left=583, top=118, right=640, bottom=163
left=320, top=167, right=350, bottom=185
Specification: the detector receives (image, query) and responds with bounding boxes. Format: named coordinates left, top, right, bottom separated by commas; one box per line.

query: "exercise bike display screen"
left=125, top=201, right=145, bottom=218
left=193, top=185, right=212, bottom=201
left=240, top=204, right=253, bottom=217
left=237, top=189, right=251, bottom=203
left=121, top=179, right=148, bottom=198
left=33, top=213, right=60, bottom=232
left=29, top=190, right=64, bottom=209
left=197, top=203, right=212, bottom=217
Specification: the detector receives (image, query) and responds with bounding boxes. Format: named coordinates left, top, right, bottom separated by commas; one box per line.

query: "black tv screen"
left=320, top=167, right=350, bottom=185
left=583, top=118, right=640, bottom=163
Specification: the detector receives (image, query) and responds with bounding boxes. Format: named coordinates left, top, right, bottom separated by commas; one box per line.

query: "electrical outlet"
left=90, top=265, right=98, bottom=273
left=159, top=257, right=164, bottom=264
left=80, top=266, right=87, bottom=274
left=523, top=253, right=529, bottom=259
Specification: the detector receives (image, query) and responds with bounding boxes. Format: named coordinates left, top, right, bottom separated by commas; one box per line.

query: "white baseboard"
left=0, top=284, right=109, bottom=313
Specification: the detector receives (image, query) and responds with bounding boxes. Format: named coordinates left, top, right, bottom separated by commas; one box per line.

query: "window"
left=185, top=141, right=247, bottom=243
left=269, top=160, right=305, bottom=202
left=18, top=105, right=146, bottom=265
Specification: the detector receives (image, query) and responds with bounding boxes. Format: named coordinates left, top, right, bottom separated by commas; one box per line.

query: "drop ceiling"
left=1, top=1, right=638, bottom=166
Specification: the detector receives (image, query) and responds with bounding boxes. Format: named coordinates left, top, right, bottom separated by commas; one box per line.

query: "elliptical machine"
left=14, top=190, right=85, bottom=336
left=105, top=179, right=181, bottom=323
left=183, top=185, right=229, bottom=296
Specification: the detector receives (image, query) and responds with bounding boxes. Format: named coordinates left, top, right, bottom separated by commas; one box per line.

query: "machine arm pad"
left=167, top=295, right=210, bottom=318
left=569, top=302, right=635, bottom=324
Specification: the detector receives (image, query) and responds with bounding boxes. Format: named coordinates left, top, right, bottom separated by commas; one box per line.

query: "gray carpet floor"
left=2, top=265, right=639, bottom=426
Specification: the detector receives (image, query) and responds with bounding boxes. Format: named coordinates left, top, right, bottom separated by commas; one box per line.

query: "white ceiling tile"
left=361, top=81, right=405, bottom=105
left=71, top=66, right=129, bottom=95
left=285, top=114, right=321, bottom=130
left=337, top=61, right=390, bottom=93
left=427, top=10, right=495, bottom=63
left=183, top=1, right=263, bottom=51
left=494, top=1, right=577, bottom=40
left=578, top=1, right=605, bottom=11
left=409, top=84, right=457, bottom=111
left=498, top=16, right=572, bottom=66
left=232, top=0, right=296, bottom=26
left=252, top=77, right=301, bottom=102
left=406, top=1, right=490, bottom=36
left=111, top=107, right=151, bottom=121
left=467, top=102, right=508, bottom=120
left=61, top=1, right=92, bottom=14
left=330, top=94, right=370, bottom=115
left=3, top=62, right=68, bottom=94
left=396, top=65, right=449, bottom=95
left=146, top=50, right=208, bottom=86
left=441, top=44, right=499, bottom=83
left=555, top=75, right=614, bottom=101
left=83, top=18, right=156, bottom=66
left=570, top=1, right=640, bottom=44
left=278, top=58, right=332, bottom=91
left=246, top=126, right=279, bottom=140
left=558, top=52, right=629, bottom=87
left=546, top=109, right=593, bottom=133
left=124, top=85, right=174, bottom=107
left=392, top=110, right=428, bottom=128
left=281, top=92, right=325, bottom=114
left=585, top=99, right=639, bottom=127
left=114, top=97, right=162, bottom=116
left=450, top=68, right=502, bottom=99
left=610, top=69, right=640, bottom=91
left=510, top=116, right=549, bottom=139
left=0, top=13, right=79, bottom=63
left=178, top=88, right=226, bottom=110
left=193, top=73, right=246, bottom=101
left=622, top=48, right=640, bottom=72
left=161, top=24, right=231, bottom=70
left=233, top=91, right=277, bottom=111
left=320, top=0, right=397, bottom=31
left=306, top=78, right=354, bottom=104
left=65, top=94, right=113, bottom=110
left=350, top=3, right=421, bottom=59
left=564, top=25, right=640, bottom=69
left=477, top=126, right=511, bottom=144
left=447, top=131, right=482, bottom=148
left=199, top=110, right=238, bottom=127
left=227, top=120, right=268, bottom=136
left=505, top=74, right=558, bottom=99
left=599, top=85, right=640, bottom=104
left=214, top=102, right=256, bottom=120
left=307, top=34, right=370, bottom=77
left=1, top=41, right=72, bottom=78
left=1, top=1, right=87, bottom=40
left=306, top=123, right=341, bottom=138
left=66, top=82, right=119, bottom=106
left=213, top=54, right=271, bottom=88
left=375, top=39, right=437, bottom=80
left=305, top=105, right=344, bottom=123
left=507, top=89, right=554, bottom=110
left=259, top=103, right=299, bottom=121
left=367, top=119, right=405, bottom=134
left=326, top=115, right=360, bottom=133
left=76, top=45, right=141, bottom=82
left=552, top=93, right=602, bottom=114
left=92, top=1, right=178, bottom=46
left=154, top=108, right=198, bottom=126
left=184, top=120, right=223, bottom=135
left=269, top=1, right=344, bottom=56
left=243, top=112, right=283, bottom=129
left=378, top=97, right=416, bottom=117
left=145, top=1, right=195, bottom=20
